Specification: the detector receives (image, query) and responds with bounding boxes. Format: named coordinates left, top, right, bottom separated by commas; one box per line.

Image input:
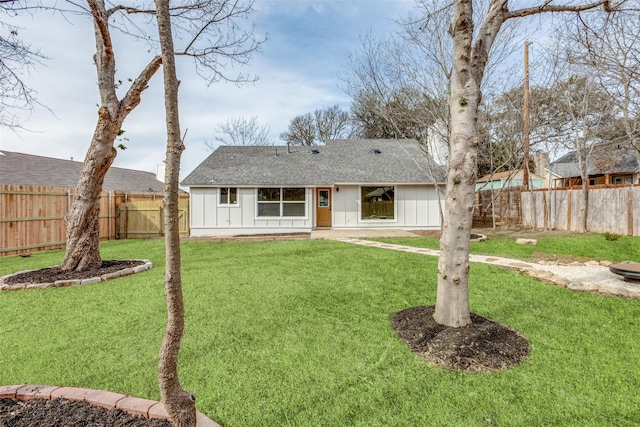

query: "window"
left=283, top=188, right=306, bottom=217
left=361, top=186, right=395, bottom=220
left=220, top=187, right=238, bottom=205
left=257, top=187, right=306, bottom=217
left=614, top=175, right=633, bottom=185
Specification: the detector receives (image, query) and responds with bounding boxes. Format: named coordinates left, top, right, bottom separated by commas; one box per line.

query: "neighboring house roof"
left=476, top=169, right=544, bottom=183
left=548, top=144, right=639, bottom=178
left=0, top=150, right=165, bottom=192
left=181, top=139, right=447, bottom=187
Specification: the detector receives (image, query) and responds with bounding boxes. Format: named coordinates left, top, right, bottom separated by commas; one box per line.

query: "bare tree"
left=0, top=5, right=44, bottom=128
left=154, top=0, right=196, bottom=425
left=280, top=113, right=316, bottom=146
left=206, top=116, right=272, bottom=148
left=427, top=0, right=620, bottom=328
left=551, top=73, right=614, bottom=232
left=344, top=34, right=447, bottom=144
left=280, top=104, right=352, bottom=145
left=568, top=11, right=640, bottom=158
left=314, top=104, right=353, bottom=141
left=44, top=0, right=263, bottom=272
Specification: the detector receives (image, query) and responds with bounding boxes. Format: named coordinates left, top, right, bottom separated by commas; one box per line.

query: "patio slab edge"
left=0, top=384, right=220, bottom=427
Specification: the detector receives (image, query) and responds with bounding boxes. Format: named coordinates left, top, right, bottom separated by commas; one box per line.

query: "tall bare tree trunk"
left=62, top=113, right=121, bottom=271
left=432, top=1, right=615, bottom=328
left=434, top=0, right=507, bottom=327
left=155, top=0, right=196, bottom=426
left=60, top=0, right=161, bottom=272
left=580, top=175, right=589, bottom=233
left=434, top=1, right=477, bottom=327
left=434, top=98, right=479, bottom=327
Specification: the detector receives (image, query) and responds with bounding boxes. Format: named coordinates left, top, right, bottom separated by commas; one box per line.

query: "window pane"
left=258, top=188, right=280, bottom=201
left=220, top=188, right=229, bottom=204
left=283, top=188, right=305, bottom=201
left=361, top=186, right=394, bottom=219
left=258, top=203, right=280, bottom=217
left=229, top=187, right=237, bottom=204
left=318, top=190, right=329, bottom=207
left=283, top=202, right=305, bottom=217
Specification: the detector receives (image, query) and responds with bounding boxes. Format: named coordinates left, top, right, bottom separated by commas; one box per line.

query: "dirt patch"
left=0, top=398, right=171, bottom=427
left=3, top=260, right=145, bottom=286
left=530, top=251, right=591, bottom=264
left=413, top=225, right=592, bottom=241
left=393, top=305, right=530, bottom=371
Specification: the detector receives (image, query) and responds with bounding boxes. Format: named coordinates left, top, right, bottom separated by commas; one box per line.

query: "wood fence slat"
left=1, top=184, right=189, bottom=256
left=521, top=184, right=640, bottom=236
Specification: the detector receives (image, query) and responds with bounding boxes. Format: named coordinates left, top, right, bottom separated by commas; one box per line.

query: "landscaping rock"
left=515, top=238, right=537, bottom=245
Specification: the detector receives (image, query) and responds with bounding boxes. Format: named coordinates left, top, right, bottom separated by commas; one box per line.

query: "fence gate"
left=118, top=201, right=189, bottom=238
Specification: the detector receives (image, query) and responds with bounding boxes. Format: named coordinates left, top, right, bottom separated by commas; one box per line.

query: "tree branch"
left=120, top=55, right=162, bottom=113
left=507, top=1, right=612, bottom=19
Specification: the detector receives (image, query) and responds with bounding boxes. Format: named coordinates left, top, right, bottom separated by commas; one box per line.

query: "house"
left=547, top=143, right=639, bottom=188
left=0, top=150, right=165, bottom=192
left=180, top=139, right=446, bottom=236
left=475, top=169, right=545, bottom=191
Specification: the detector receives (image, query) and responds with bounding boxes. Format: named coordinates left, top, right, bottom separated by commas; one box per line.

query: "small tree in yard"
left=23, top=0, right=263, bottom=272
left=154, top=0, right=195, bottom=424
left=428, top=0, right=623, bottom=328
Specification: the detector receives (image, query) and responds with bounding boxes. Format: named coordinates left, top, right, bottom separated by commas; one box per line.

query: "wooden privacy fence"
left=1, top=184, right=189, bottom=257
left=521, top=184, right=640, bottom=236
left=473, top=186, right=523, bottom=224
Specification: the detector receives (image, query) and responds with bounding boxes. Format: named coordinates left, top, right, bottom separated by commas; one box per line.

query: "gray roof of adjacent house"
left=548, top=143, right=639, bottom=178
left=0, top=150, right=165, bottom=192
left=181, top=139, right=447, bottom=187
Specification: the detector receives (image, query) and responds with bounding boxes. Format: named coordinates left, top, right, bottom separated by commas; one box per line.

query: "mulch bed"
left=0, top=398, right=171, bottom=427
left=3, top=260, right=145, bottom=286
left=393, top=305, right=530, bottom=371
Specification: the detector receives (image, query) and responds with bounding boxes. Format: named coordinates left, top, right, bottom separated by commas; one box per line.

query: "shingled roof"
left=0, top=150, right=164, bottom=192
left=548, top=143, right=639, bottom=178
left=181, top=139, right=446, bottom=187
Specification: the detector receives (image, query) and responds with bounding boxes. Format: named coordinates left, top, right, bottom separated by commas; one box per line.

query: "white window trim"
left=255, top=187, right=308, bottom=219
left=358, top=185, right=398, bottom=223
left=218, top=187, right=240, bottom=207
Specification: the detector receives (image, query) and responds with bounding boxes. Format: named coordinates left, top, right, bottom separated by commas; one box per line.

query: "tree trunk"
left=433, top=0, right=479, bottom=328
left=434, top=91, right=480, bottom=327
left=580, top=179, right=589, bottom=233
left=432, top=0, right=615, bottom=328
left=155, top=0, right=197, bottom=425
left=60, top=0, right=161, bottom=272
left=61, top=111, right=121, bottom=271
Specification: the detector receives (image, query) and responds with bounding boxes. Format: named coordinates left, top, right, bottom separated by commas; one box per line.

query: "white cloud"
left=1, top=1, right=413, bottom=179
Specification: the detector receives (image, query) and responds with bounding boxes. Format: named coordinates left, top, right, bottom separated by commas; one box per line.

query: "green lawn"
left=1, top=238, right=639, bottom=426
left=371, top=233, right=640, bottom=263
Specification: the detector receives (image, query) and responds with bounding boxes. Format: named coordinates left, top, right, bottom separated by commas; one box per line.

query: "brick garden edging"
left=0, top=260, right=153, bottom=291
left=0, top=384, right=220, bottom=426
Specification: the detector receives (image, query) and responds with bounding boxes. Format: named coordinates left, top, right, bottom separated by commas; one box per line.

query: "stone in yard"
left=516, top=238, right=537, bottom=245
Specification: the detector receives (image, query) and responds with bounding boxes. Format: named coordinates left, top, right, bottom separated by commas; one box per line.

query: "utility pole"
left=523, top=41, right=531, bottom=191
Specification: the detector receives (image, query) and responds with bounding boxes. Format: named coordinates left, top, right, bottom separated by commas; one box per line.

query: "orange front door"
left=316, top=188, right=332, bottom=227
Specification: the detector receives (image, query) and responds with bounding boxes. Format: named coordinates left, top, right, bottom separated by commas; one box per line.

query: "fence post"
left=543, top=192, right=547, bottom=231
left=628, top=185, right=634, bottom=236
left=567, top=191, right=572, bottom=231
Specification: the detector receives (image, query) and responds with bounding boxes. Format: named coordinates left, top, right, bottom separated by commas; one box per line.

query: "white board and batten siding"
left=189, top=185, right=442, bottom=236
left=332, top=185, right=442, bottom=229
left=190, top=187, right=313, bottom=236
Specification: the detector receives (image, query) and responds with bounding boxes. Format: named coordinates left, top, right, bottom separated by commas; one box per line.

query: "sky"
left=0, top=0, right=414, bottom=181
